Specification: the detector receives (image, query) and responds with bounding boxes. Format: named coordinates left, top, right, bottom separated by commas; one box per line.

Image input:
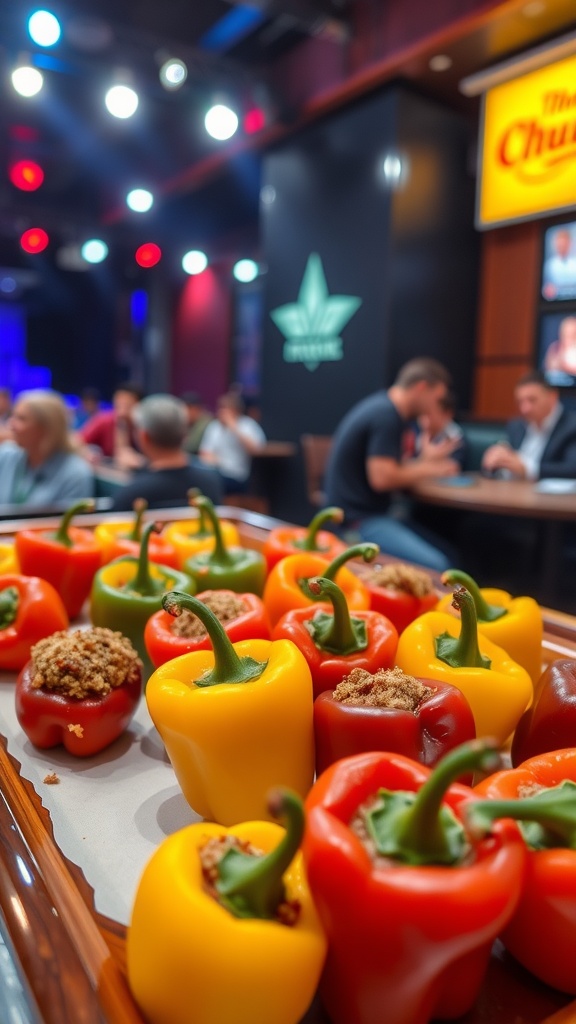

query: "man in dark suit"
left=482, top=370, right=576, bottom=480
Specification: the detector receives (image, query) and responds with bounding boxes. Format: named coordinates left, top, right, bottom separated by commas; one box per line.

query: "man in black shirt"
left=111, top=394, right=223, bottom=511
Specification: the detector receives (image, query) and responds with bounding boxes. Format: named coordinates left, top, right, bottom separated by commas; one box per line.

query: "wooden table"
left=411, top=474, right=576, bottom=601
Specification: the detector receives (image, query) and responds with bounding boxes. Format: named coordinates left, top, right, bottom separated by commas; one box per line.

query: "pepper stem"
left=435, top=586, right=491, bottom=669
left=128, top=499, right=148, bottom=542
left=194, top=496, right=233, bottom=565
left=465, top=781, right=576, bottom=850
left=132, top=522, right=164, bottom=596
left=54, top=500, right=95, bottom=548
left=0, top=586, right=19, bottom=630
left=306, top=577, right=367, bottom=654
left=215, top=789, right=304, bottom=919
left=324, top=543, right=379, bottom=581
left=297, top=507, right=344, bottom=552
left=442, top=569, right=507, bottom=623
left=162, top=591, right=266, bottom=687
left=365, top=739, right=501, bottom=866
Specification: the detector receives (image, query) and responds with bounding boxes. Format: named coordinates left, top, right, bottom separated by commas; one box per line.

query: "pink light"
left=21, top=227, right=49, bottom=253
left=135, top=242, right=162, bottom=268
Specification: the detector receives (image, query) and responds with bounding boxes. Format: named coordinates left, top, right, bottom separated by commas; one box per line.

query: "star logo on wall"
left=270, top=253, right=362, bottom=371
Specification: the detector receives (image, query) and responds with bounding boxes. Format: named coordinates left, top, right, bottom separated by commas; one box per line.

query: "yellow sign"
left=478, top=52, right=576, bottom=228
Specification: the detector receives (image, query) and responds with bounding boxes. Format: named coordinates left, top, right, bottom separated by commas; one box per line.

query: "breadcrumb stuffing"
left=43, top=772, right=60, bottom=785
left=332, top=666, right=433, bottom=710
left=29, top=627, right=142, bottom=699
left=171, top=591, right=248, bottom=639
left=67, top=723, right=84, bottom=738
left=199, top=834, right=301, bottom=927
left=360, top=562, right=434, bottom=597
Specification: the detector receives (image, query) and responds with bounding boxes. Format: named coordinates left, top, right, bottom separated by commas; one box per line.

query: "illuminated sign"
left=270, top=253, right=361, bottom=371
left=478, top=52, right=576, bottom=228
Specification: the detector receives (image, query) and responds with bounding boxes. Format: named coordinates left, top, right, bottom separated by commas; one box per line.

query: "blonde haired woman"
left=0, top=389, right=94, bottom=507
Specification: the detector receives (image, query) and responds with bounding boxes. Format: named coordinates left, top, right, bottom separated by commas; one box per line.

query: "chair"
left=300, top=434, right=333, bottom=507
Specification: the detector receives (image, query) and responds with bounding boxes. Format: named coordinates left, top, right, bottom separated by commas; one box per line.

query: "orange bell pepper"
left=262, top=507, right=347, bottom=573
left=262, top=543, right=377, bottom=629
left=94, top=499, right=178, bottom=568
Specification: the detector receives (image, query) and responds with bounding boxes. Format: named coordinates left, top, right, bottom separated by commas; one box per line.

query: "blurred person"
left=181, top=390, right=213, bottom=455
left=0, top=387, right=13, bottom=443
left=543, top=316, right=576, bottom=378
left=73, top=386, right=101, bottom=429
left=110, top=394, right=223, bottom=511
left=79, top=382, right=144, bottom=469
left=0, top=389, right=94, bottom=507
left=414, top=390, right=467, bottom=469
left=324, top=358, right=461, bottom=572
left=199, top=390, right=266, bottom=494
left=542, top=227, right=576, bottom=296
left=482, top=370, right=576, bottom=480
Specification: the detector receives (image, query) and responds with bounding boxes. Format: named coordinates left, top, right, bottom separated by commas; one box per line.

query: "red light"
left=21, top=228, right=49, bottom=254
left=135, top=243, right=162, bottom=268
left=243, top=108, right=266, bottom=134
left=10, top=159, right=44, bottom=191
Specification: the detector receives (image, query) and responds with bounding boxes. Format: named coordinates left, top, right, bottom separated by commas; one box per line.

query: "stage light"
left=204, top=103, right=238, bottom=141
left=28, top=10, right=61, bottom=47
left=127, top=188, right=154, bottom=212
left=105, top=83, right=139, bottom=119
left=243, top=108, right=266, bottom=134
left=135, top=243, right=161, bottom=268
left=11, top=65, right=44, bottom=97
left=9, top=159, right=44, bottom=191
left=21, top=227, right=49, bottom=253
left=159, top=58, right=187, bottom=90
left=81, top=239, right=108, bottom=263
left=233, top=258, right=258, bottom=283
left=182, top=250, right=208, bottom=275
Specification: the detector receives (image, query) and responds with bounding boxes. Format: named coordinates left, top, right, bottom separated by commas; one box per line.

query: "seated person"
left=199, top=391, right=266, bottom=494
left=110, top=394, right=223, bottom=511
left=0, top=386, right=13, bottom=443
left=73, top=386, right=101, bottom=429
left=0, top=389, right=94, bottom=507
left=181, top=391, right=213, bottom=454
left=324, top=357, right=461, bottom=573
left=481, top=370, right=576, bottom=480
left=79, top=382, right=144, bottom=469
left=409, top=390, right=467, bottom=470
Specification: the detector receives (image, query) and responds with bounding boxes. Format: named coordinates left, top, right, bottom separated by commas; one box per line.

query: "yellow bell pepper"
left=127, top=789, right=327, bottom=1024
left=146, top=591, right=315, bottom=826
left=0, top=543, right=18, bottom=575
left=437, top=569, right=543, bottom=684
left=395, top=586, right=532, bottom=745
left=162, top=492, right=240, bottom=569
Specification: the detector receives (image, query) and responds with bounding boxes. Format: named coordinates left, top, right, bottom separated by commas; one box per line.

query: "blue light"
left=199, top=5, right=264, bottom=52
left=131, top=289, right=148, bottom=328
left=28, top=10, right=61, bottom=47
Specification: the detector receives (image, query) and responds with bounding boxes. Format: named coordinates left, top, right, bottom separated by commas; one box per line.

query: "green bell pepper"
left=183, top=496, right=267, bottom=596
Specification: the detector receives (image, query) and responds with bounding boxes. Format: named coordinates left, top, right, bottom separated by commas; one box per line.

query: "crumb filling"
left=361, top=562, right=434, bottom=597
left=332, top=666, right=433, bottom=710
left=170, top=592, right=248, bottom=639
left=199, top=834, right=301, bottom=926
left=30, top=627, right=141, bottom=698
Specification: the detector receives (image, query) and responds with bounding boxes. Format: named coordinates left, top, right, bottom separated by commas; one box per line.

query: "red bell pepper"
left=0, top=574, right=69, bottom=671
left=262, top=507, right=347, bottom=573
left=511, top=659, right=576, bottom=766
left=15, top=500, right=103, bottom=619
left=302, top=740, right=527, bottom=1024
left=15, top=626, right=143, bottom=757
left=357, top=560, right=438, bottom=634
left=313, top=668, right=476, bottom=777
left=271, top=576, right=397, bottom=700
left=94, top=498, right=179, bottom=568
left=471, top=748, right=576, bottom=994
left=145, top=589, right=271, bottom=668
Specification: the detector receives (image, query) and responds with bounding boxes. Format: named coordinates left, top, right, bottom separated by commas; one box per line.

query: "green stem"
left=132, top=522, right=164, bottom=596
left=53, top=500, right=95, bottom=547
left=365, top=739, right=501, bottom=866
left=324, top=543, right=379, bottom=581
left=215, top=789, right=304, bottom=919
left=435, top=586, right=491, bottom=669
left=465, top=781, right=576, bottom=850
left=442, top=569, right=507, bottom=623
left=0, top=587, right=19, bottom=629
left=193, top=496, right=234, bottom=565
left=128, top=499, right=147, bottom=542
left=162, top=591, right=266, bottom=686
left=296, top=507, right=344, bottom=552
left=306, top=577, right=367, bottom=654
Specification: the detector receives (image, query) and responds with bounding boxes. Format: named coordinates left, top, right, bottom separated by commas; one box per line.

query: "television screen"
left=539, top=311, right=576, bottom=386
left=541, top=222, right=576, bottom=301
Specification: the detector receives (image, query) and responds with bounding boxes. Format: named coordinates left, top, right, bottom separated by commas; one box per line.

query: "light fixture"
left=429, top=54, right=453, bottom=72
left=126, top=188, right=154, bottom=212
left=260, top=185, right=276, bottom=205
left=380, top=152, right=407, bottom=188
left=460, top=27, right=576, bottom=95
left=105, top=82, right=139, bottom=119
left=204, top=103, right=238, bottom=141
left=9, top=159, right=44, bottom=191
left=81, top=239, right=108, bottom=263
left=522, top=1, right=546, bottom=17
left=21, top=227, right=49, bottom=253
left=233, top=259, right=259, bottom=283
left=159, top=58, right=187, bottom=90
left=135, top=243, right=162, bottom=268
left=182, top=250, right=208, bottom=275
left=28, top=10, right=61, bottom=47
left=11, top=63, right=44, bottom=97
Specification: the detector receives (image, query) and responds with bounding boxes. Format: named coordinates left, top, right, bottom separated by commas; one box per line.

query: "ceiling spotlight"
left=182, top=250, right=208, bottom=275
left=233, top=259, right=259, bottom=283
left=28, top=10, right=61, bottom=47
left=127, top=188, right=154, bottom=212
left=204, top=103, right=238, bottom=141
left=81, top=239, right=108, bottom=264
left=21, top=227, right=49, bottom=253
left=428, top=54, right=453, bottom=72
left=159, top=58, right=187, bottom=90
left=105, top=83, right=139, bottom=119
left=11, top=64, right=44, bottom=97
left=135, top=243, right=162, bottom=268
